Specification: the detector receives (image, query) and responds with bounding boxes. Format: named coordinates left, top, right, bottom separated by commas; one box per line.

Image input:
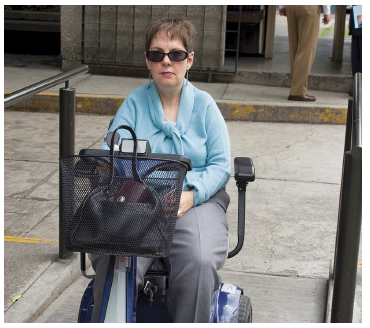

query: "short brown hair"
left=145, top=18, right=196, bottom=53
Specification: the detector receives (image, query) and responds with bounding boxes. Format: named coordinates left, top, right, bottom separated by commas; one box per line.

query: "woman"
left=90, top=17, right=231, bottom=323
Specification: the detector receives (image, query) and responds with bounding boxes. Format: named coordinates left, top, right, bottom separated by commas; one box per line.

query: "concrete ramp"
left=34, top=270, right=328, bottom=323
left=220, top=270, right=328, bottom=323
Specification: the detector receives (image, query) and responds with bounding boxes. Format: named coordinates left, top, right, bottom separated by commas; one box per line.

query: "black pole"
left=352, top=73, right=362, bottom=151
left=59, top=86, right=76, bottom=259
left=330, top=152, right=362, bottom=322
left=330, top=73, right=362, bottom=322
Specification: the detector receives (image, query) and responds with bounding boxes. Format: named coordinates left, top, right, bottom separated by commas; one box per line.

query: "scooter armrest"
left=234, top=157, right=255, bottom=183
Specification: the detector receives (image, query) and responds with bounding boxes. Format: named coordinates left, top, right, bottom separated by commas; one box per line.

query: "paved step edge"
left=4, top=91, right=347, bottom=124
left=4, top=254, right=85, bottom=323
left=229, top=71, right=353, bottom=94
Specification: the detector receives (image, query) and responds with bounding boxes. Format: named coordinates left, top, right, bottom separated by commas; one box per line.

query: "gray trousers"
left=89, top=189, right=230, bottom=323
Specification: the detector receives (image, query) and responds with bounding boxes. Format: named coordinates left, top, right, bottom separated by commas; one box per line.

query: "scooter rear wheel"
left=238, top=295, right=252, bottom=323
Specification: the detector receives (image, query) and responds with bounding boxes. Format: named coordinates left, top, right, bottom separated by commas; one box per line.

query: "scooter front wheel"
left=238, top=295, right=252, bottom=323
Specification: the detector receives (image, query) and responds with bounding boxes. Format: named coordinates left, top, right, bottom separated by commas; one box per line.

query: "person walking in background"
left=279, top=5, right=331, bottom=102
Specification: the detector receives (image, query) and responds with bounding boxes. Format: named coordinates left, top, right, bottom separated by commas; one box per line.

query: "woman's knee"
left=184, top=246, right=226, bottom=276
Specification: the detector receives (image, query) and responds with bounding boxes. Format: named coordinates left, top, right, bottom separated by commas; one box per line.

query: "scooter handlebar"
left=234, top=157, right=255, bottom=183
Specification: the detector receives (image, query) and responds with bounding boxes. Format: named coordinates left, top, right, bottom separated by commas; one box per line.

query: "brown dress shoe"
left=288, top=94, right=316, bottom=102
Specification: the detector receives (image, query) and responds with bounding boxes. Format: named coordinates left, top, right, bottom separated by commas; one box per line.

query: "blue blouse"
left=101, top=79, right=231, bottom=207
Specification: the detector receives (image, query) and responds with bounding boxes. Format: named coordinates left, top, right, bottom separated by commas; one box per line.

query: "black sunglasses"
left=146, top=50, right=189, bottom=62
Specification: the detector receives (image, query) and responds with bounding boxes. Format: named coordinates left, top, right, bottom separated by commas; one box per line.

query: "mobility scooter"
left=60, top=125, right=255, bottom=323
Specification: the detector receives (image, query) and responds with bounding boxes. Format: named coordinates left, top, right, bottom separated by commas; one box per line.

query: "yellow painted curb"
left=5, top=236, right=59, bottom=244
left=229, top=103, right=264, bottom=120
left=5, top=91, right=347, bottom=124
left=312, top=107, right=347, bottom=124
left=5, top=91, right=125, bottom=116
left=219, top=101, right=347, bottom=124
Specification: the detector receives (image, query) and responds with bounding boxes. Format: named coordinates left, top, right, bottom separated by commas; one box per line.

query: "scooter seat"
left=146, top=258, right=168, bottom=275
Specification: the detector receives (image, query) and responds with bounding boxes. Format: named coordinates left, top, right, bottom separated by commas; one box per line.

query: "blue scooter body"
left=210, top=283, right=243, bottom=323
left=78, top=279, right=95, bottom=323
left=78, top=275, right=243, bottom=323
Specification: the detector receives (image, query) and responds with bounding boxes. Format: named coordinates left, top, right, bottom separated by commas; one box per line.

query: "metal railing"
left=4, top=65, right=89, bottom=260
left=330, top=72, right=362, bottom=322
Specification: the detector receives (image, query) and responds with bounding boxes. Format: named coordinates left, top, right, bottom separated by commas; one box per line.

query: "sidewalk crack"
left=10, top=168, right=58, bottom=199
left=255, top=177, right=339, bottom=185
left=21, top=203, right=59, bottom=237
left=85, top=135, right=106, bottom=150
left=276, top=126, right=316, bottom=156
left=4, top=213, right=27, bottom=233
left=221, top=268, right=327, bottom=280
left=5, top=158, right=58, bottom=164
left=254, top=180, right=277, bottom=274
left=253, top=126, right=318, bottom=160
left=220, top=83, right=230, bottom=100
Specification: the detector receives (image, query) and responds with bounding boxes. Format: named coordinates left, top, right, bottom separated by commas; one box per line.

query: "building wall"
left=61, top=5, right=226, bottom=73
left=61, top=6, right=82, bottom=70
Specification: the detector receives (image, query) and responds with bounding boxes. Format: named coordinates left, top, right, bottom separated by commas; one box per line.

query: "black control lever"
left=228, top=157, right=255, bottom=258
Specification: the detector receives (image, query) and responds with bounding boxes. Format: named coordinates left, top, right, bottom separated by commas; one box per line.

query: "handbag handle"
left=109, top=125, right=142, bottom=182
left=110, top=125, right=138, bottom=157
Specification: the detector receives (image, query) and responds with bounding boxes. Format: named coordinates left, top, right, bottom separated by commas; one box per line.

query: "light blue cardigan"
left=101, top=79, right=231, bottom=207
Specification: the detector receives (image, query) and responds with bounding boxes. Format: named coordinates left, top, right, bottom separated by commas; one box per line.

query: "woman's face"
left=145, top=31, right=194, bottom=91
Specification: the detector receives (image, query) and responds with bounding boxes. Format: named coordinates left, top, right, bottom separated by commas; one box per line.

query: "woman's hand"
left=177, top=190, right=194, bottom=218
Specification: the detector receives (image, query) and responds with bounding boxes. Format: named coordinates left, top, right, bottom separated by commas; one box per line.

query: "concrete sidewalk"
left=3, top=109, right=361, bottom=323
left=3, top=50, right=360, bottom=322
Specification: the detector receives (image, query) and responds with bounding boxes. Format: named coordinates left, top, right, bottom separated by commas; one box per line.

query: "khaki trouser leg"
left=286, top=5, right=320, bottom=96
left=286, top=6, right=299, bottom=82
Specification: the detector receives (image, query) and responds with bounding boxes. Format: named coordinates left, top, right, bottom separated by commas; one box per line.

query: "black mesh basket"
left=60, top=125, right=189, bottom=257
